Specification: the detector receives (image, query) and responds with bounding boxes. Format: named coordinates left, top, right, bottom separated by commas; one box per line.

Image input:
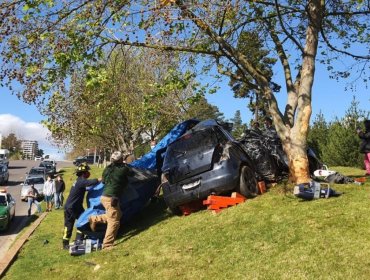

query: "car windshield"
left=29, top=169, right=44, bottom=175
left=166, top=128, right=218, bottom=159
left=26, top=177, right=45, bottom=185
left=0, top=195, right=6, bottom=206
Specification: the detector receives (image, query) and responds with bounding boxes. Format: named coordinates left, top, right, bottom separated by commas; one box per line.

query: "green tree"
left=230, top=110, right=246, bottom=139
left=1, top=1, right=369, bottom=183
left=43, top=48, right=206, bottom=153
left=321, top=121, right=361, bottom=167
left=1, top=133, right=21, bottom=151
left=307, top=112, right=329, bottom=160
left=184, top=96, right=224, bottom=122
left=321, top=97, right=369, bottom=167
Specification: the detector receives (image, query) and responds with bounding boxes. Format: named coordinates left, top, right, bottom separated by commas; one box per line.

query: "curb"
left=0, top=212, right=47, bottom=278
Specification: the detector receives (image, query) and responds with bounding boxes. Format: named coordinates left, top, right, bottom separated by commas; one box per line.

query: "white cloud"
left=0, top=114, right=64, bottom=160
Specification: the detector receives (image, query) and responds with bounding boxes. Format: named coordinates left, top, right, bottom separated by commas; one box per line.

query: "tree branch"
left=274, top=0, right=304, bottom=54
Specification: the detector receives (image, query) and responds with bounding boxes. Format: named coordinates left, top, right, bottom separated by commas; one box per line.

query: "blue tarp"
left=76, top=119, right=200, bottom=231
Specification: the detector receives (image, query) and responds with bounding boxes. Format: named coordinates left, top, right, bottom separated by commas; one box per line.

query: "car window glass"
left=214, top=127, right=228, bottom=144
left=0, top=196, right=6, bottom=205
left=7, top=194, right=12, bottom=202
left=26, top=177, right=44, bottom=184
left=167, top=128, right=218, bottom=158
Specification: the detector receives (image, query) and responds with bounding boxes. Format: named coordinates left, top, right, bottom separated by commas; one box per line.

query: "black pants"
left=63, top=207, right=83, bottom=242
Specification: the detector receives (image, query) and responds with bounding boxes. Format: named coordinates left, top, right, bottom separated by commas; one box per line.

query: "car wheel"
left=238, top=165, right=258, bottom=198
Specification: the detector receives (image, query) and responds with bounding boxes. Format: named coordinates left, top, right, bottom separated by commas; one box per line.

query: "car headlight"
left=0, top=214, right=7, bottom=219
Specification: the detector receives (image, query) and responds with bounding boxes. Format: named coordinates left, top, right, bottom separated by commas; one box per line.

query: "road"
left=0, top=160, right=73, bottom=258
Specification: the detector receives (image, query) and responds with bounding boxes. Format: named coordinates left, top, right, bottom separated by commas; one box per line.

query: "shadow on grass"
left=116, top=196, right=172, bottom=244
left=0, top=214, right=39, bottom=236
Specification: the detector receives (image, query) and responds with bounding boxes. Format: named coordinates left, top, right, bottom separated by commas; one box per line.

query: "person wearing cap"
left=357, top=120, right=370, bottom=176
left=62, top=164, right=101, bottom=250
left=89, top=151, right=130, bottom=250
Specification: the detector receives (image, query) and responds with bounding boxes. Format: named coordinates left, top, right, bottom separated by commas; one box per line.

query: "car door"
left=7, top=194, right=15, bottom=218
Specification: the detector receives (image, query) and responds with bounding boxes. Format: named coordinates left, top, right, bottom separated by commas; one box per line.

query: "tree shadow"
left=8, top=166, right=27, bottom=170
left=6, top=180, right=23, bottom=186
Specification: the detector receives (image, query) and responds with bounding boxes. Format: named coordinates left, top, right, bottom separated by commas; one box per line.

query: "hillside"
left=3, top=166, right=370, bottom=280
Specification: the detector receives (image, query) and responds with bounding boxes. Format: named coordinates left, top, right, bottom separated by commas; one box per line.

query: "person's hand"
left=98, top=177, right=103, bottom=182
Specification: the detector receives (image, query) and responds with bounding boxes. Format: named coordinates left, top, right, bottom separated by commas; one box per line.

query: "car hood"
left=22, top=184, right=44, bottom=194
left=0, top=207, right=8, bottom=216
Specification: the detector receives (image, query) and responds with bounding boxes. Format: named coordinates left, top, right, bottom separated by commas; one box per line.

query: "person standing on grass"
left=62, top=164, right=101, bottom=249
left=43, top=175, right=55, bottom=212
left=89, top=151, right=130, bottom=250
left=27, top=184, right=42, bottom=216
left=54, top=175, right=65, bottom=209
left=357, top=119, right=370, bottom=176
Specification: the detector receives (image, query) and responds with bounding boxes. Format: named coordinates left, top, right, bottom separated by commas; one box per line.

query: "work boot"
left=62, top=239, right=69, bottom=250
left=89, top=216, right=97, bottom=232
left=75, top=231, right=84, bottom=242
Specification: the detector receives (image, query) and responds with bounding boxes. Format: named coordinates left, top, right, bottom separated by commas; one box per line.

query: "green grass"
left=3, top=166, right=370, bottom=280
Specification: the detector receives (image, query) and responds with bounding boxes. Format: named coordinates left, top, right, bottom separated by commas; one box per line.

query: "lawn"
left=3, top=166, right=370, bottom=280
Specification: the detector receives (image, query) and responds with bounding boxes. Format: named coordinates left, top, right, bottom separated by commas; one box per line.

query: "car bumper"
left=163, top=160, right=240, bottom=208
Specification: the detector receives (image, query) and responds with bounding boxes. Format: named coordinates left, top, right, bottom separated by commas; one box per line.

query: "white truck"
left=0, top=149, right=10, bottom=167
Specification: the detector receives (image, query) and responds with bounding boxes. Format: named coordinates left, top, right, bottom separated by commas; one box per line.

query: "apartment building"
left=21, top=140, right=39, bottom=160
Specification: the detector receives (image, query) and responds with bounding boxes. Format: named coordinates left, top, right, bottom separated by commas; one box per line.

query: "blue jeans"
left=27, top=197, right=42, bottom=216
left=54, top=192, right=64, bottom=209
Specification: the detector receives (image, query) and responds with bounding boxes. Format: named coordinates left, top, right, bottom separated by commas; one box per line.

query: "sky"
left=0, top=62, right=369, bottom=160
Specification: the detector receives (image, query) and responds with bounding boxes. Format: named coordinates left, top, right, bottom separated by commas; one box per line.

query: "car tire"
left=238, top=165, right=258, bottom=198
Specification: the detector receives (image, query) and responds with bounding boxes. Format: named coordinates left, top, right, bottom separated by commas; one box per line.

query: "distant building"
left=21, top=140, right=38, bottom=159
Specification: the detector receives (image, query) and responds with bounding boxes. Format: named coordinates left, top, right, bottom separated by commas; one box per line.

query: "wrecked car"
left=161, top=119, right=260, bottom=214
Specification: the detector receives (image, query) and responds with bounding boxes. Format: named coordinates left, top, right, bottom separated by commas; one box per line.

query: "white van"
left=0, top=149, right=10, bottom=167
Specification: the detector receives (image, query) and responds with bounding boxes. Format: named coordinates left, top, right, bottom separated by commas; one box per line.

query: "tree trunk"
left=282, top=136, right=311, bottom=184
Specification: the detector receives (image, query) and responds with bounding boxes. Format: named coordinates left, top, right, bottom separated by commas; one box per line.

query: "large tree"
left=43, top=47, right=205, bottom=152
left=1, top=1, right=369, bottom=183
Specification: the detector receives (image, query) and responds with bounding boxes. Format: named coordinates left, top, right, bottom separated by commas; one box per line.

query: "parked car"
left=20, top=176, right=45, bottom=201
left=0, top=188, right=16, bottom=231
left=39, top=161, right=56, bottom=175
left=161, top=119, right=259, bottom=214
left=42, top=159, right=57, bottom=167
left=34, top=156, right=44, bottom=161
left=73, top=155, right=95, bottom=166
left=0, top=164, right=9, bottom=185
left=27, top=166, right=47, bottom=179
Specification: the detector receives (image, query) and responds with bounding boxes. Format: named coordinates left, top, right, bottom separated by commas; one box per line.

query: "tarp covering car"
left=240, top=128, right=322, bottom=182
left=76, top=119, right=200, bottom=232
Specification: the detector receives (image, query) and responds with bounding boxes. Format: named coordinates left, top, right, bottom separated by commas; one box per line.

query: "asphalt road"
left=0, top=159, right=73, bottom=258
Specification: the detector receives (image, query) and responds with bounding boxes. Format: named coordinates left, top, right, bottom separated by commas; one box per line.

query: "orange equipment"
left=203, top=192, right=246, bottom=213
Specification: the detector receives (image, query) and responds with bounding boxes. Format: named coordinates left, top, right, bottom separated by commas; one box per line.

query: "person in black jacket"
left=54, top=175, right=65, bottom=209
left=62, top=164, right=101, bottom=249
left=357, top=120, right=370, bottom=176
